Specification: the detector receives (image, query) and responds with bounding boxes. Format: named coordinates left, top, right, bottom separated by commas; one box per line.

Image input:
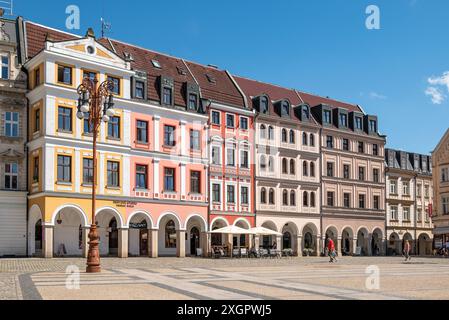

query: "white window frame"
left=211, top=110, right=221, bottom=125
left=403, top=207, right=410, bottom=221
left=5, top=111, right=19, bottom=137
left=390, top=180, right=397, bottom=194
left=225, top=113, right=235, bottom=129
left=4, top=162, right=18, bottom=190
left=1, top=54, right=9, bottom=80
left=211, top=145, right=221, bottom=165
left=226, top=142, right=236, bottom=167
left=239, top=116, right=249, bottom=131
left=390, top=205, right=398, bottom=220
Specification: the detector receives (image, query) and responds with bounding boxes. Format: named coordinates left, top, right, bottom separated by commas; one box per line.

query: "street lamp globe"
left=102, top=114, right=110, bottom=122
left=76, top=111, right=85, bottom=120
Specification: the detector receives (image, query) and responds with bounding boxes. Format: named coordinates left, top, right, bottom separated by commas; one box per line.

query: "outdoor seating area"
left=209, top=225, right=296, bottom=259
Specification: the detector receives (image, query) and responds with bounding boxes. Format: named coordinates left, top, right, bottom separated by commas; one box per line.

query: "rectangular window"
left=108, top=116, right=120, bottom=139
left=136, top=165, right=148, bottom=189
left=57, top=107, right=72, bottom=132
left=403, top=181, right=410, bottom=196
left=417, top=184, right=422, bottom=197
left=34, top=109, right=40, bottom=132
left=162, top=87, right=172, bottom=105
left=343, top=193, right=350, bottom=208
left=373, top=168, right=379, bottom=183
left=4, top=163, right=18, bottom=190
left=417, top=208, right=422, bottom=221
left=339, top=113, right=348, bottom=127
left=57, top=65, right=72, bottom=85
left=5, top=111, right=19, bottom=137
left=164, top=125, right=176, bottom=146
left=211, top=146, right=220, bottom=165
left=83, top=112, right=93, bottom=134
left=390, top=180, right=397, bottom=194
left=188, top=93, right=198, bottom=110
left=190, top=129, right=200, bottom=151
left=34, top=68, right=40, bottom=86
left=424, top=185, right=429, bottom=198
left=327, top=191, right=334, bottom=207
left=211, top=111, right=220, bottom=125
left=83, top=70, right=97, bottom=82
left=240, top=150, right=249, bottom=168
left=358, top=141, right=364, bottom=153
left=240, top=117, right=248, bottom=130
left=190, top=171, right=201, bottom=194
left=227, top=146, right=235, bottom=167
left=241, top=186, right=249, bottom=205
left=1, top=55, right=9, bottom=80
left=327, top=162, right=334, bottom=177
left=342, top=138, right=349, bottom=151
left=226, top=114, right=235, bottom=128
left=355, top=117, right=363, bottom=130
left=212, top=184, right=220, bottom=202
left=442, top=168, right=449, bottom=182
left=82, top=158, right=94, bottom=185
left=373, top=196, right=380, bottom=210
left=135, top=80, right=145, bottom=99
left=343, top=164, right=350, bottom=179
left=164, top=168, right=175, bottom=192
left=33, top=157, right=39, bottom=183
left=358, top=167, right=365, bottom=181
left=369, top=120, right=377, bottom=132
left=323, top=110, right=331, bottom=124
left=136, top=120, right=148, bottom=143
left=108, top=76, right=121, bottom=95
left=359, top=194, right=366, bottom=209
left=326, top=135, right=333, bottom=148
left=403, top=207, right=410, bottom=221
left=227, top=185, right=235, bottom=203
left=107, top=161, right=120, bottom=187
left=390, top=206, right=398, bottom=220
left=57, top=155, right=71, bottom=183
left=373, top=144, right=378, bottom=156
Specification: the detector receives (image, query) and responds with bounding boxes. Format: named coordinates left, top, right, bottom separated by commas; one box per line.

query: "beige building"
left=385, top=149, right=433, bottom=256
left=0, top=17, right=28, bottom=257
left=432, top=129, right=449, bottom=249
left=313, top=102, right=386, bottom=256
left=235, top=77, right=321, bottom=256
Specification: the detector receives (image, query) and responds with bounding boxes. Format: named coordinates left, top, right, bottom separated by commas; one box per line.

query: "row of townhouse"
left=0, top=17, right=434, bottom=258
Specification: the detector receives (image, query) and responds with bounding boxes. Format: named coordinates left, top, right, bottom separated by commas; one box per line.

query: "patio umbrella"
left=249, top=227, right=282, bottom=236
left=210, top=225, right=254, bottom=235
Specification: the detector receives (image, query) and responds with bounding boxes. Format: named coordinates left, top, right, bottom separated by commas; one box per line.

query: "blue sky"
left=13, top=0, right=449, bottom=154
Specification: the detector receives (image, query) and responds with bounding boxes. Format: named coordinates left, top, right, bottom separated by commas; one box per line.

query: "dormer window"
left=369, top=119, right=377, bottom=133
left=107, top=76, right=121, bottom=95
left=151, top=59, right=161, bottom=68
left=339, top=113, right=348, bottom=128
left=188, top=93, right=198, bottom=111
left=260, top=96, right=268, bottom=114
left=135, top=80, right=145, bottom=99
left=281, top=101, right=290, bottom=116
left=177, top=66, right=187, bottom=75
left=302, top=105, right=310, bottom=120
left=355, top=117, right=363, bottom=130
left=163, top=87, right=172, bottom=105
left=323, top=110, right=331, bottom=124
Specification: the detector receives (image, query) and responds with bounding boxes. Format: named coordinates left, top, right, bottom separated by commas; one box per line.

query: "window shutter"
left=1, top=112, right=4, bottom=136
left=130, top=77, right=135, bottom=99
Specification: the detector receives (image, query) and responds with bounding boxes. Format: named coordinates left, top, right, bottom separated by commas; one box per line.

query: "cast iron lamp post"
left=77, top=77, right=115, bottom=273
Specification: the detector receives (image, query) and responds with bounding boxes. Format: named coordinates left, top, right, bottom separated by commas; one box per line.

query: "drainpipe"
left=25, top=96, right=29, bottom=257
left=384, top=167, right=389, bottom=256
left=413, top=173, right=418, bottom=255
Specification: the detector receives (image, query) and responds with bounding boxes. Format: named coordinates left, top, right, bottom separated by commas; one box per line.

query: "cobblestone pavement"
left=1, top=256, right=449, bottom=300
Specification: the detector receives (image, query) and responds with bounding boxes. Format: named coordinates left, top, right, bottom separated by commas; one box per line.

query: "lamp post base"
left=86, top=224, right=101, bottom=273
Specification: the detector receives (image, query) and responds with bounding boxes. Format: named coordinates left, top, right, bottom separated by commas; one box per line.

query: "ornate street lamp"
left=77, top=77, right=115, bottom=273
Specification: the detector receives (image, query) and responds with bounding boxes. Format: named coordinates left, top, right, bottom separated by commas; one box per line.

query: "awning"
left=249, top=227, right=283, bottom=236
left=210, top=225, right=254, bottom=235
left=432, top=227, right=449, bottom=235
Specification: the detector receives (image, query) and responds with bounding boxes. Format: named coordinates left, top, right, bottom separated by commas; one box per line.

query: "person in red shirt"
left=328, top=238, right=337, bottom=263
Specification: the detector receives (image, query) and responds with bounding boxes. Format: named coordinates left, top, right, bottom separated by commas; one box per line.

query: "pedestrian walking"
left=328, top=238, right=337, bottom=263
left=403, top=240, right=411, bottom=261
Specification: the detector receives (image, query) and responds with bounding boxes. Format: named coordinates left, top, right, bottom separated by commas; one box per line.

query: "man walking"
left=403, top=240, right=411, bottom=261
left=328, top=237, right=337, bottom=263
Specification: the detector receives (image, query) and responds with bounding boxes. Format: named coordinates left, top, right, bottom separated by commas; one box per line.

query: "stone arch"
left=325, top=225, right=339, bottom=254
left=281, top=222, right=298, bottom=251
left=127, top=210, right=154, bottom=229
left=156, top=211, right=182, bottom=230
left=388, top=232, right=401, bottom=256
left=356, top=227, right=369, bottom=256
left=341, top=226, right=354, bottom=256
left=52, top=204, right=89, bottom=227
left=233, top=218, right=251, bottom=229
left=127, top=210, right=154, bottom=257
left=210, top=217, right=230, bottom=247
left=371, top=228, right=384, bottom=256
left=260, top=220, right=279, bottom=249
left=417, top=232, right=432, bottom=256
left=302, top=223, right=319, bottom=256
left=185, top=214, right=208, bottom=257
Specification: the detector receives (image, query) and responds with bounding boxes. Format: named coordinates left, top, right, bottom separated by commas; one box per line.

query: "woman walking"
left=328, top=238, right=337, bottom=263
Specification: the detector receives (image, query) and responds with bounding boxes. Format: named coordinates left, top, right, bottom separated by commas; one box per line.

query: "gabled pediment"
left=45, top=35, right=129, bottom=69
left=0, top=148, right=24, bottom=159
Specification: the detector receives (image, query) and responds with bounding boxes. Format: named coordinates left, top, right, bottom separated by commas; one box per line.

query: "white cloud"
left=425, top=86, right=445, bottom=105
left=425, top=72, right=449, bottom=104
left=369, top=92, right=387, bottom=100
